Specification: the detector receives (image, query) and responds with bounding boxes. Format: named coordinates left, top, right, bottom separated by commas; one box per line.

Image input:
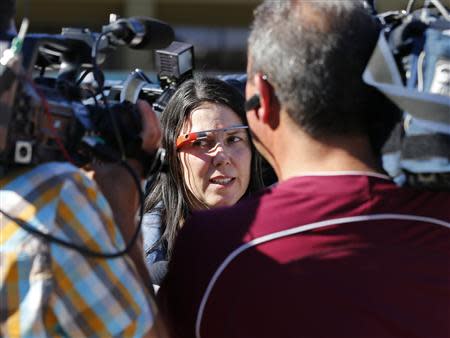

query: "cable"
left=99, top=89, right=127, bottom=160
left=76, top=69, right=93, bottom=86
left=0, top=160, right=145, bottom=259
left=91, top=31, right=127, bottom=160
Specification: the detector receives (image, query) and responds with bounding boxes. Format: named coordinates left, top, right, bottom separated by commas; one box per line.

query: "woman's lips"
left=209, top=176, right=235, bottom=185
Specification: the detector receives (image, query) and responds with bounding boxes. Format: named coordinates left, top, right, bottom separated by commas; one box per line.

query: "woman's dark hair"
left=145, top=76, right=264, bottom=258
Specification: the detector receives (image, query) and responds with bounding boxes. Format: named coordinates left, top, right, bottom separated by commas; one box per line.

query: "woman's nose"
left=211, top=143, right=232, bottom=167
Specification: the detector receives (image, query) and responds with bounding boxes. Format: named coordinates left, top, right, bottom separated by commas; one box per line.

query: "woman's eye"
left=192, top=139, right=209, bottom=147
left=230, top=136, right=241, bottom=143
left=226, top=135, right=243, bottom=145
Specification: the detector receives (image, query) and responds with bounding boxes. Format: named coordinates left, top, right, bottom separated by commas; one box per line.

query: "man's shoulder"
left=187, top=185, right=278, bottom=233
left=3, top=162, right=82, bottom=184
left=184, top=174, right=450, bottom=242
left=1, top=162, right=115, bottom=241
left=27, top=161, right=82, bottom=177
left=181, top=180, right=309, bottom=254
left=2, top=162, right=96, bottom=209
left=2, top=162, right=86, bottom=204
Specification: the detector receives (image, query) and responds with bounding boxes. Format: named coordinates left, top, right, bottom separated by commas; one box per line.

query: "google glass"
left=176, top=125, right=249, bottom=150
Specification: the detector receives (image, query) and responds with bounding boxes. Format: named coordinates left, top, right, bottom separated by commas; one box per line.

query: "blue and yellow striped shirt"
left=0, top=162, right=154, bottom=337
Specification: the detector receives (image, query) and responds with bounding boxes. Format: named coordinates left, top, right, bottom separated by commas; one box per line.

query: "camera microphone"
left=103, top=16, right=174, bottom=50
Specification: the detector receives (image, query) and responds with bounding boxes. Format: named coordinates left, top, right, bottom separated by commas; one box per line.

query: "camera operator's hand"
left=134, top=100, right=163, bottom=179
left=138, top=100, right=162, bottom=155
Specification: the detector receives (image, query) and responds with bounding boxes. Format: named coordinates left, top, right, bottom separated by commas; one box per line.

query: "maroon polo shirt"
left=158, top=173, right=450, bottom=338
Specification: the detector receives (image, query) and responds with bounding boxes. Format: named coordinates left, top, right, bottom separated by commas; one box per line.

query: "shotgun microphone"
left=104, top=16, right=174, bottom=50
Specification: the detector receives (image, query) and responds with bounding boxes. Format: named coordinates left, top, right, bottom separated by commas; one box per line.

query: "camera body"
left=0, top=17, right=191, bottom=175
left=108, top=41, right=194, bottom=114
left=364, top=2, right=450, bottom=190
left=0, top=31, right=95, bottom=171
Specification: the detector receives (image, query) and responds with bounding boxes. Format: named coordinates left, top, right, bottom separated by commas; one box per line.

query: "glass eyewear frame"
left=176, top=125, right=249, bottom=150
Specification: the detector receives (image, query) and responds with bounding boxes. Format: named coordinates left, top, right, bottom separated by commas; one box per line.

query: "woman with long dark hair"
left=143, top=76, right=264, bottom=273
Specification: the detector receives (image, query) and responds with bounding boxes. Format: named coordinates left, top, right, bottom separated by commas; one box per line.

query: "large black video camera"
left=0, top=15, right=194, bottom=176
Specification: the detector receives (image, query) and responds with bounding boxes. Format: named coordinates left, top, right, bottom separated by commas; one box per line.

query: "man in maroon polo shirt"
left=158, top=1, right=450, bottom=337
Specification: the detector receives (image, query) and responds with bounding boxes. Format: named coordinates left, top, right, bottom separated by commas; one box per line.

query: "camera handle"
left=120, top=69, right=154, bottom=108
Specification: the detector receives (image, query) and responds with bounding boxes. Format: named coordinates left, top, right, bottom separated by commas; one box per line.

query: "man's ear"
left=255, top=74, right=279, bottom=127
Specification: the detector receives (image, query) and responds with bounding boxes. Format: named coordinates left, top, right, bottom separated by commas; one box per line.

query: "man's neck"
left=272, top=124, right=383, bottom=181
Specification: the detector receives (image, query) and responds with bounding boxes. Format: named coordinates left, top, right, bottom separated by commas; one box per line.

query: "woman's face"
left=177, top=102, right=252, bottom=209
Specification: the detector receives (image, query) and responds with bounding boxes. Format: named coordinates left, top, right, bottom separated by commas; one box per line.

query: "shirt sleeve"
left=49, top=170, right=156, bottom=337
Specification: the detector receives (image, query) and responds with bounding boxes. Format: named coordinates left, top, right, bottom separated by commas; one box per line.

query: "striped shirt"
left=0, top=162, right=155, bottom=337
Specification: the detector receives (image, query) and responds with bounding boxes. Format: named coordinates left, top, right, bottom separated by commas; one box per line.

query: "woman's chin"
left=205, top=195, right=241, bottom=209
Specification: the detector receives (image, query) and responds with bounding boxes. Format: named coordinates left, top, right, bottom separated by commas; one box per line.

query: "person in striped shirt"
left=0, top=81, right=166, bottom=338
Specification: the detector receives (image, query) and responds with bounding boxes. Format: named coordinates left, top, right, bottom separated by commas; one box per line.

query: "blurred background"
left=14, top=0, right=450, bottom=75
left=15, top=0, right=258, bottom=74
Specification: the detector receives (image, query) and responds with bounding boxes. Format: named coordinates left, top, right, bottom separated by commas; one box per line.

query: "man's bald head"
left=247, top=0, right=392, bottom=140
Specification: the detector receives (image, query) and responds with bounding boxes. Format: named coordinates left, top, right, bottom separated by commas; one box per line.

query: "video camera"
left=364, top=0, right=450, bottom=190
left=0, top=15, right=194, bottom=176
